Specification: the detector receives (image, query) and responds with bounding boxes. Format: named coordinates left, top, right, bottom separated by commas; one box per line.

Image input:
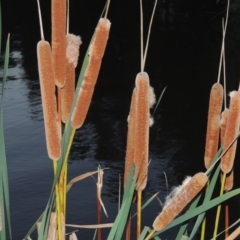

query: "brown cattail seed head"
left=134, top=72, right=150, bottom=191
left=61, top=34, right=82, bottom=123
left=204, top=83, right=223, bottom=169
left=124, top=89, right=136, bottom=187
left=71, top=18, right=111, bottom=129
left=222, top=171, right=234, bottom=191
left=37, top=41, right=61, bottom=160
left=52, top=0, right=66, bottom=87
left=221, top=91, right=240, bottom=173
left=153, top=172, right=208, bottom=231
left=220, top=108, right=229, bottom=145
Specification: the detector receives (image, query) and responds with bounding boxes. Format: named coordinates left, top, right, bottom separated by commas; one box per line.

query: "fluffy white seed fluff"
left=149, top=86, right=156, bottom=108
left=164, top=176, right=191, bottom=207
left=66, top=34, right=82, bottom=67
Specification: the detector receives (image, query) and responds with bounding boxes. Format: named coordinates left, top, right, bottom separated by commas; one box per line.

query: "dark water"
left=1, top=0, right=240, bottom=239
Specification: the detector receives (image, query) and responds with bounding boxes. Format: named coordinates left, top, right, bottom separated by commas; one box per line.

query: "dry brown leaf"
left=97, top=167, right=108, bottom=217
left=69, top=232, right=78, bottom=240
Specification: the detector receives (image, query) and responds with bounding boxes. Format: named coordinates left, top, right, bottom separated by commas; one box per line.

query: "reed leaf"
left=0, top=1, right=1, bottom=56
left=0, top=33, right=11, bottom=240
left=138, top=226, right=161, bottom=240
left=152, top=86, right=167, bottom=116
left=132, top=192, right=159, bottom=218
left=107, top=165, right=136, bottom=240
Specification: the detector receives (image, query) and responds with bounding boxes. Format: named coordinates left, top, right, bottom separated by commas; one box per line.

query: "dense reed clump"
left=204, top=83, right=223, bottom=169
left=61, top=34, right=82, bottom=123
left=152, top=172, right=208, bottom=232
left=71, top=18, right=111, bottom=129
left=221, top=90, right=240, bottom=173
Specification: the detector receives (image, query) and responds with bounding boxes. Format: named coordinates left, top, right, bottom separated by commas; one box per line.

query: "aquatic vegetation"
left=1, top=0, right=240, bottom=239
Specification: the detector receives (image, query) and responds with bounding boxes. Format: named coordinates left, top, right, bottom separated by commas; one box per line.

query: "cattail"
left=134, top=72, right=150, bottom=191
left=153, top=172, right=208, bottom=231
left=37, top=41, right=61, bottom=160
left=204, top=83, right=223, bottom=169
left=124, top=89, right=136, bottom=187
left=220, top=109, right=234, bottom=191
left=71, top=18, right=111, bottom=129
left=224, top=170, right=234, bottom=191
left=61, top=34, right=82, bottom=123
left=221, top=91, right=240, bottom=173
left=52, top=0, right=66, bottom=87
left=220, top=108, right=229, bottom=145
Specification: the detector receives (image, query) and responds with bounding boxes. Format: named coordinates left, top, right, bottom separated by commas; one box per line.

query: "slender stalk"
left=125, top=213, right=131, bottom=240
left=213, top=173, right=226, bottom=239
left=137, top=190, right=142, bottom=238
left=225, top=200, right=229, bottom=238
left=200, top=182, right=209, bottom=240
left=145, top=229, right=155, bottom=240
left=63, top=128, right=76, bottom=215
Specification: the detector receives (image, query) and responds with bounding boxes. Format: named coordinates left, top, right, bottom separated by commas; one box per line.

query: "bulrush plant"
left=61, top=34, right=81, bottom=124
left=61, top=1, right=82, bottom=124
left=221, top=90, right=240, bottom=173
left=52, top=0, right=66, bottom=88
left=71, top=1, right=111, bottom=129
left=123, top=0, right=157, bottom=238
left=36, top=0, right=61, bottom=161
left=204, top=82, right=223, bottom=169
left=145, top=173, right=209, bottom=240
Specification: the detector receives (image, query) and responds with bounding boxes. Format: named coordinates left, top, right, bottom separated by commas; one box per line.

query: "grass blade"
left=152, top=86, right=167, bottom=116
left=0, top=33, right=11, bottom=240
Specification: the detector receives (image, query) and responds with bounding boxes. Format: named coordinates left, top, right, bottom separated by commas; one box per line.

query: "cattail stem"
left=145, top=229, right=155, bottom=240
left=225, top=200, right=229, bottom=238
left=125, top=213, right=131, bottom=240
left=213, top=172, right=226, bottom=239
left=63, top=128, right=76, bottom=215
left=200, top=181, right=209, bottom=240
left=137, top=190, right=142, bottom=238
